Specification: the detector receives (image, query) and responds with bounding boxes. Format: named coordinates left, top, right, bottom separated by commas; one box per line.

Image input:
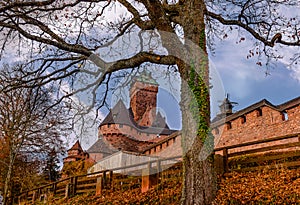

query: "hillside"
left=44, top=166, right=300, bottom=205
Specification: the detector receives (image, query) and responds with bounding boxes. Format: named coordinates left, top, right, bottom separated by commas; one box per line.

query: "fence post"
left=103, top=171, right=107, bottom=188
left=73, top=176, right=78, bottom=195
left=157, top=159, right=162, bottom=183
left=32, top=190, right=37, bottom=204
left=65, top=177, right=74, bottom=198
left=109, top=171, right=113, bottom=189
left=142, top=162, right=158, bottom=193
left=53, top=182, right=57, bottom=195
left=223, top=148, right=229, bottom=173
left=95, top=176, right=103, bottom=196
left=65, top=183, right=70, bottom=199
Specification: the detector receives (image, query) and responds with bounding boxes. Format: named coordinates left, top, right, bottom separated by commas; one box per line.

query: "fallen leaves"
left=214, top=167, right=300, bottom=204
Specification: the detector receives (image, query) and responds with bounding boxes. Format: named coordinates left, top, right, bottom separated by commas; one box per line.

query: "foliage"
left=61, top=160, right=94, bottom=178
left=42, top=148, right=63, bottom=182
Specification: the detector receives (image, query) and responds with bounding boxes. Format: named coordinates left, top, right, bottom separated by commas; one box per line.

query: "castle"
left=64, top=72, right=300, bottom=174
left=63, top=72, right=181, bottom=171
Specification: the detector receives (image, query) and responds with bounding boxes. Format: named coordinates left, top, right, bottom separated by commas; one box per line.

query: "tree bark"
left=3, top=150, right=15, bottom=205
left=178, top=1, right=216, bottom=204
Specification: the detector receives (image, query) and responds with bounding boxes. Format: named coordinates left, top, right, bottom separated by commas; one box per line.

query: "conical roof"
left=68, top=140, right=83, bottom=151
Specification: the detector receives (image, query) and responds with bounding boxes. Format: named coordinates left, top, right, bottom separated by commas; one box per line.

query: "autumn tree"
left=42, top=148, right=62, bottom=182
left=0, top=1, right=300, bottom=204
left=0, top=68, right=69, bottom=205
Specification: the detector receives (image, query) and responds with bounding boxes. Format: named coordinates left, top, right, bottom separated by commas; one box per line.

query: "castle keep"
left=63, top=73, right=179, bottom=165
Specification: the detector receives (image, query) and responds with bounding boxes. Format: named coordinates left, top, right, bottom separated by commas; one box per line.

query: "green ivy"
left=187, top=59, right=210, bottom=143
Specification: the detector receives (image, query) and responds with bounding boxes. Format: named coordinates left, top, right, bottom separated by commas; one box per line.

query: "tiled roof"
left=68, top=140, right=83, bottom=151
left=101, top=100, right=133, bottom=126
left=100, top=100, right=177, bottom=135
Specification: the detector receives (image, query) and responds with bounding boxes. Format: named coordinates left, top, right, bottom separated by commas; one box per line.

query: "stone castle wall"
left=99, top=123, right=169, bottom=142
left=213, top=102, right=300, bottom=153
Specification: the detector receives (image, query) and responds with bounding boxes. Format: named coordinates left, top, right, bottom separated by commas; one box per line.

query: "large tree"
left=0, top=1, right=299, bottom=204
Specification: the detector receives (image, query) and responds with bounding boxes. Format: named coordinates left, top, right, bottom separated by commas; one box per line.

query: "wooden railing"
left=214, top=133, right=300, bottom=173
left=11, top=156, right=182, bottom=205
left=11, top=133, right=300, bottom=204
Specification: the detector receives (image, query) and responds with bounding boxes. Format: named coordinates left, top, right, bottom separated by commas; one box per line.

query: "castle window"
left=160, top=144, right=162, bottom=150
left=119, top=124, right=123, bottom=128
left=256, top=108, right=263, bottom=117
left=226, top=122, right=232, bottom=130
left=240, top=115, right=246, bottom=124
left=281, top=111, right=289, bottom=121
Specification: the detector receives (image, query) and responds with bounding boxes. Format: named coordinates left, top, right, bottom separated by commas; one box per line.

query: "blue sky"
left=211, top=35, right=300, bottom=114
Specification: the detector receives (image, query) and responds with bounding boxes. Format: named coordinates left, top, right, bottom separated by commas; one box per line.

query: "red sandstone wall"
left=99, top=124, right=169, bottom=142
left=130, top=81, right=158, bottom=126
left=213, top=104, right=300, bottom=153
left=89, top=153, right=105, bottom=163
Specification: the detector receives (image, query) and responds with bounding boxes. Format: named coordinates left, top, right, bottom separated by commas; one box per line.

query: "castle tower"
left=219, top=94, right=238, bottom=116
left=130, top=72, right=158, bottom=127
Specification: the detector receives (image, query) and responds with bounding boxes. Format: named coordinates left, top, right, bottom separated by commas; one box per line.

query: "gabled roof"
left=68, top=140, right=83, bottom=151
left=100, top=100, right=177, bottom=135
left=101, top=100, right=132, bottom=126
left=212, top=96, right=300, bottom=127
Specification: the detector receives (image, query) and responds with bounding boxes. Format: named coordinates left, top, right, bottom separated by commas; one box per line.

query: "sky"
left=211, top=33, right=300, bottom=114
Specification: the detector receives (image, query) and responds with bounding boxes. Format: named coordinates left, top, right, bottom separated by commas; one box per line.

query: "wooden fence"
left=11, top=156, right=182, bottom=205
left=214, top=133, right=300, bottom=173
left=10, top=133, right=300, bottom=204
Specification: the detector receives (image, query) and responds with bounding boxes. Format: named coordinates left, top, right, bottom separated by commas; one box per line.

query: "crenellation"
left=214, top=96, right=300, bottom=150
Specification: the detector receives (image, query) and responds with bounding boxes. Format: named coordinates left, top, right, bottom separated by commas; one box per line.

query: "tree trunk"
left=179, top=64, right=216, bottom=204
left=178, top=1, right=216, bottom=204
left=3, top=151, right=15, bottom=205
